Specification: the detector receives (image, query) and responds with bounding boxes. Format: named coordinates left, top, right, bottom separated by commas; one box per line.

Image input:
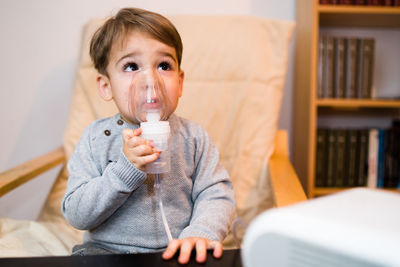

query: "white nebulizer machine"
left=129, top=69, right=173, bottom=241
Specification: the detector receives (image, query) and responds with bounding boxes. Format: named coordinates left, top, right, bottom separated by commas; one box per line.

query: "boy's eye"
left=158, top=62, right=171, bottom=71
left=124, top=63, right=138, bottom=72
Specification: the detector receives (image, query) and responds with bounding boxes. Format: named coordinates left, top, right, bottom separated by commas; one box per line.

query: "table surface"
left=0, top=249, right=243, bottom=267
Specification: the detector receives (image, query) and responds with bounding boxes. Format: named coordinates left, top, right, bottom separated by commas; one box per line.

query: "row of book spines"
left=317, top=36, right=374, bottom=99
left=320, top=0, right=400, bottom=5
left=315, top=129, right=369, bottom=188
left=315, top=128, right=400, bottom=189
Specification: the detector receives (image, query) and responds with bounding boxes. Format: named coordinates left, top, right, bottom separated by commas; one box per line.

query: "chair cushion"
left=0, top=218, right=72, bottom=257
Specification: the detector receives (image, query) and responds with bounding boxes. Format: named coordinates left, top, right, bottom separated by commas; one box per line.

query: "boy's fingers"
left=209, top=241, right=223, bottom=258
left=132, top=144, right=155, bottom=156
left=162, top=238, right=221, bottom=264
left=122, top=128, right=142, bottom=142
left=195, top=239, right=207, bottom=263
left=129, top=135, right=154, bottom=149
left=148, top=140, right=155, bottom=148
left=122, top=129, right=134, bottom=141
left=178, top=239, right=195, bottom=264
left=162, top=239, right=181, bottom=260
left=133, top=128, right=142, bottom=136
left=138, top=152, right=160, bottom=165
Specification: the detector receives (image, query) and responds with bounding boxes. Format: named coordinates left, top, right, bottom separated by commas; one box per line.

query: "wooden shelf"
left=314, top=187, right=400, bottom=196
left=318, top=5, right=400, bottom=28
left=318, top=5, right=400, bottom=14
left=317, top=99, right=400, bottom=108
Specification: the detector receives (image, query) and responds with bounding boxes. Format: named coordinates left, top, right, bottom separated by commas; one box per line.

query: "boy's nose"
left=144, top=69, right=161, bottom=85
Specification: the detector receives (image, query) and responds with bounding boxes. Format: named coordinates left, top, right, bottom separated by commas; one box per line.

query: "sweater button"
left=104, top=130, right=111, bottom=136
left=117, top=119, right=124, bottom=125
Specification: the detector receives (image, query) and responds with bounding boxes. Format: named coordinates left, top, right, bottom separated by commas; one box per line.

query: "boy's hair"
left=90, top=7, right=183, bottom=76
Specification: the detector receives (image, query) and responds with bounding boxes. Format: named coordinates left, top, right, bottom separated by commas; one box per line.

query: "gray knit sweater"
left=62, top=114, right=235, bottom=253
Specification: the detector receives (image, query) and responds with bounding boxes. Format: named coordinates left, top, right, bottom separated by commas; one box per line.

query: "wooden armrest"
left=0, top=147, right=66, bottom=197
left=269, top=130, right=307, bottom=207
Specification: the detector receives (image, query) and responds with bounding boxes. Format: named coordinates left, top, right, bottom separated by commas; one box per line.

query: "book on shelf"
left=334, top=37, right=346, bottom=98
left=325, top=129, right=337, bottom=187
left=315, top=129, right=327, bottom=187
left=357, top=129, right=369, bottom=186
left=377, top=129, right=385, bottom=187
left=320, top=36, right=335, bottom=98
left=383, top=128, right=400, bottom=187
left=345, top=38, right=358, bottom=98
left=367, top=129, right=378, bottom=188
left=353, top=0, right=367, bottom=4
left=346, top=129, right=359, bottom=187
left=317, top=36, right=375, bottom=100
left=395, top=121, right=400, bottom=189
left=315, top=124, right=400, bottom=189
left=395, top=126, right=400, bottom=189
left=335, top=130, right=347, bottom=186
left=356, top=38, right=375, bottom=99
left=317, top=36, right=325, bottom=99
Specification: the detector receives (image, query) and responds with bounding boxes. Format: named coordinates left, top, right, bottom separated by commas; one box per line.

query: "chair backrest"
left=40, top=15, right=294, bottom=235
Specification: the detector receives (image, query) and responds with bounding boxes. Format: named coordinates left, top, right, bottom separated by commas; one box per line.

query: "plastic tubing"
left=154, top=173, right=173, bottom=242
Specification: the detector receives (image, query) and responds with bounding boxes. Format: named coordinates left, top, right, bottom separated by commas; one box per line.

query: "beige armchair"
left=0, top=14, right=306, bottom=257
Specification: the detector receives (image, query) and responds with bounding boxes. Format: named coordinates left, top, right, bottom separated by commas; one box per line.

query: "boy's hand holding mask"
left=122, top=128, right=160, bottom=171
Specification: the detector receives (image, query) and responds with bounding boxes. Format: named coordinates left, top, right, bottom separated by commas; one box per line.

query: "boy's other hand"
left=162, top=237, right=223, bottom=264
left=122, top=128, right=160, bottom=171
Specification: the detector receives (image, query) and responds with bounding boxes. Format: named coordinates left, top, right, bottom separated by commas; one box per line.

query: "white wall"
left=0, top=0, right=296, bottom=220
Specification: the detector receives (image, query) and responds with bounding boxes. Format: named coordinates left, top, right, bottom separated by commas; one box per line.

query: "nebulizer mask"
left=130, top=69, right=172, bottom=174
left=128, top=68, right=173, bottom=241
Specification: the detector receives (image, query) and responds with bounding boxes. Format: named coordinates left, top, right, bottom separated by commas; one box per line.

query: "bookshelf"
left=317, top=99, right=400, bottom=108
left=293, top=0, right=400, bottom=197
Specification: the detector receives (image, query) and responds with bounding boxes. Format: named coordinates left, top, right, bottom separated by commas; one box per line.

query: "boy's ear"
left=97, top=74, right=113, bottom=101
left=178, top=70, right=184, bottom=97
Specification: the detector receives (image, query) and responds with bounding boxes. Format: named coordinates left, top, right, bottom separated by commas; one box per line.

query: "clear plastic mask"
left=128, top=69, right=172, bottom=123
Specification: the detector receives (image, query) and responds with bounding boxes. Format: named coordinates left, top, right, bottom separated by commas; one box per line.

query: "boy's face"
left=97, top=30, right=184, bottom=124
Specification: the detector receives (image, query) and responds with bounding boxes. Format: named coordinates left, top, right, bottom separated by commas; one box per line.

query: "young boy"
left=62, top=7, right=235, bottom=264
